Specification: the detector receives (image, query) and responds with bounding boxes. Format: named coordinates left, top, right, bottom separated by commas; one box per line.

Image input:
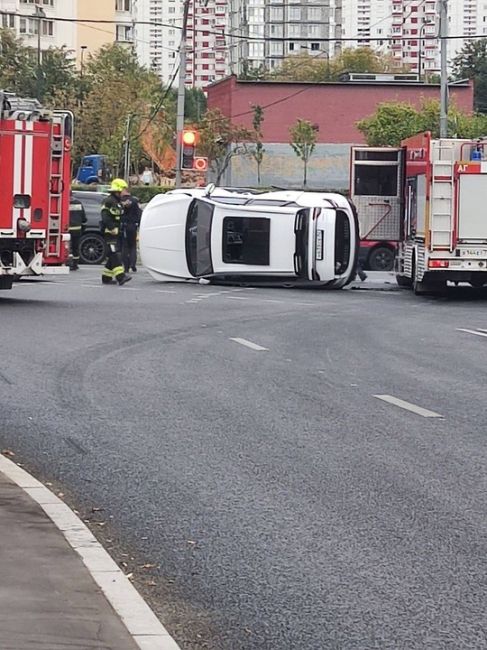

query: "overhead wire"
left=1, top=11, right=485, bottom=45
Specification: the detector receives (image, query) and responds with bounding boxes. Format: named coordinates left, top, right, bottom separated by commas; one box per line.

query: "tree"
left=289, top=119, right=318, bottom=188
left=271, top=53, right=331, bottom=82
left=250, top=105, right=265, bottom=186
left=270, top=47, right=410, bottom=83
left=198, top=108, right=253, bottom=184
left=0, top=28, right=36, bottom=95
left=357, top=99, right=487, bottom=146
left=452, top=40, right=487, bottom=113
left=239, top=61, right=268, bottom=81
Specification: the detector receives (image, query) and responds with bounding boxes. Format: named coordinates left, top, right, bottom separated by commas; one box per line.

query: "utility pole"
left=123, top=115, right=132, bottom=183
left=439, top=0, right=449, bottom=138
left=34, top=6, right=46, bottom=100
left=175, top=0, right=192, bottom=187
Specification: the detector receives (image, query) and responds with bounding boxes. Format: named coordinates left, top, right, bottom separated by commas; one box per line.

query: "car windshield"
left=185, top=199, right=214, bottom=277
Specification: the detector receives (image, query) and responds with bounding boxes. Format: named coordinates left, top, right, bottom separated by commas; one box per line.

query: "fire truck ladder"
left=430, top=140, right=456, bottom=251
left=47, top=116, right=66, bottom=258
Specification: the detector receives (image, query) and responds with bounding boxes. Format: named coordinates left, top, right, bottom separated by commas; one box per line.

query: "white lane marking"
left=0, top=454, right=181, bottom=650
left=230, top=337, right=268, bottom=351
left=156, top=289, right=177, bottom=294
left=226, top=296, right=250, bottom=301
left=374, top=394, right=443, bottom=419
left=457, top=328, right=487, bottom=338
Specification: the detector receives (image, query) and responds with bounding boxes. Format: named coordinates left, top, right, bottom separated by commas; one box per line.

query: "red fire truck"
left=0, top=91, right=72, bottom=290
left=351, top=132, right=487, bottom=293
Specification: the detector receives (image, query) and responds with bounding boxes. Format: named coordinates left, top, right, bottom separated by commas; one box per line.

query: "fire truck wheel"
left=80, top=233, right=107, bottom=265
left=368, top=246, right=395, bottom=272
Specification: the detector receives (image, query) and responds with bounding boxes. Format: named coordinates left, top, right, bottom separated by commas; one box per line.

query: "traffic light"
left=181, top=130, right=196, bottom=170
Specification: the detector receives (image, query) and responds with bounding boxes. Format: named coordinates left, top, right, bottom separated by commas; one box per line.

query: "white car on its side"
left=139, top=186, right=359, bottom=288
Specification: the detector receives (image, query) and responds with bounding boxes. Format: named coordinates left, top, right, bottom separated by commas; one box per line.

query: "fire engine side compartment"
left=457, top=175, right=487, bottom=241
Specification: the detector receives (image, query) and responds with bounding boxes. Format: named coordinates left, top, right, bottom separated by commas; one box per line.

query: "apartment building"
left=341, top=0, right=486, bottom=76
left=0, top=0, right=77, bottom=54
left=229, top=0, right=341, bottom=75
left=185, top=0, right=228, bottom=88
left=0, top=0, right=135, bottom=63
left=134, top=0, right=181, bottom=84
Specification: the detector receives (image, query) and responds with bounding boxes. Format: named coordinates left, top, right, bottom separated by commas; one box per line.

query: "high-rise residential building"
left=341, top=0, right=486, bottom=77
left=0, top=0, right=77, bottom=55
left=185, top=0, right=229, bottom=88
left=134, top=0, right=182, bottom=85
left=135, top=0, right=230, bottom=89
left=229, top=0, right=342, bottom=76
left=0, top=0, right=136, bottom=64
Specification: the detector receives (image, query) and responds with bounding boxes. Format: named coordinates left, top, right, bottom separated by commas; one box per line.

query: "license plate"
left=460, top=249, right=487, bottom=257
left=315, top=230, right=324, bottom=260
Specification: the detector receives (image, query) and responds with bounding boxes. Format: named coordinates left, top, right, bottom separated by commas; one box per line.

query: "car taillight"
left=429, top=259, right=449, bottom=268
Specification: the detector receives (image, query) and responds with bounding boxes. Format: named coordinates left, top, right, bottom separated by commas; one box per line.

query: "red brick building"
left=207, top=76, right=474, bottom=144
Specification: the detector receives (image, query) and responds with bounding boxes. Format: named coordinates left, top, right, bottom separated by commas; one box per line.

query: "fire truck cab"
left=352, top=132, right=487, bottom=293
left=0, top=91, right=72, bottom=290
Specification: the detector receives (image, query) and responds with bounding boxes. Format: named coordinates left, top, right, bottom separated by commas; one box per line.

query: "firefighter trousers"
left=70, top=230, right=81, bottom=268
left=122, top=231, right=138, bottom=272
left=102, top=238, right=126, bottom=284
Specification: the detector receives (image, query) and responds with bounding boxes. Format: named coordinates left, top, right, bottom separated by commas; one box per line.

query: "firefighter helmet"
left=110, top=178, right=128, bottom=192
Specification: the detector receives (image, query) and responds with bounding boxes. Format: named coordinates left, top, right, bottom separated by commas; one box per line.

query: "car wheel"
left=80, top=233, right=106, bottom=265
left=368, top=246, right=395, bottom=272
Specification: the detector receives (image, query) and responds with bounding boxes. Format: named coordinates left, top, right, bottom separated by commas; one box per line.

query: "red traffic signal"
left=193, top=157, right=208, bottom=172
left=182, top=130, right=196, bottom=146
left=181, top=130, right=197, bottom=170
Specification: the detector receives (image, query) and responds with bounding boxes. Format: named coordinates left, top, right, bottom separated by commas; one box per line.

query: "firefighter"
left=100, top=179, right=132, bottom=286
left=69, top=193, right=87, bottom=271
left=120, top=189, right=142, bottom=273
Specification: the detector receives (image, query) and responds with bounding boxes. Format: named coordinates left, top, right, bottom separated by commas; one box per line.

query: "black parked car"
left=72, top=190, right=108, bottom=265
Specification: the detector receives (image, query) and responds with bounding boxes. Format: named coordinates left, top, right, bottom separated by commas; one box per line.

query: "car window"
left=186, top=200, right=214, bottom=277
left=222, top=217, right=270, bottom=266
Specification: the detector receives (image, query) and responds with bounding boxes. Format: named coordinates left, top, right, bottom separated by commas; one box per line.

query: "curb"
left=0, top=453, right=181, bottom=650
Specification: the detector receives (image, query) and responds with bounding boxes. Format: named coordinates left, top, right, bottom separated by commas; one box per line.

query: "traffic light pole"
left=439, top=0, right=448, bottom=138
left=175, top=0, right=191, bottom=187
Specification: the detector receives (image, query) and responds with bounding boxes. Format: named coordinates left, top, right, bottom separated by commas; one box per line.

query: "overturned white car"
left=139, top=187, right=359, bottom=288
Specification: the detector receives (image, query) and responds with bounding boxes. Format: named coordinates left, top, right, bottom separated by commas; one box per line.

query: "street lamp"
left=34, top=5, right=47, bottom=99
left=418, top=22, right=435, bottom=82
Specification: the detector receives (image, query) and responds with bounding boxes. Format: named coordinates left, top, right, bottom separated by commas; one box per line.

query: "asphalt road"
left=1, top=268, right=486, bottom=650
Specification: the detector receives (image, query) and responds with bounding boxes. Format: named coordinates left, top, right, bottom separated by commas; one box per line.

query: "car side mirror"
left=204, top=183, right=216, bottom=197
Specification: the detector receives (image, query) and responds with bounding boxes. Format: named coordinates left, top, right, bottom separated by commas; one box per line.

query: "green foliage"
left=129, top=185, right=170, bottom=203
left=266, top=48, right=410, bottom=83
left=357, top=99, right=487, bottom=146
left=452, top=40, right=487, bottom=113
left=184, top=88, right=207, bottom=121
left=289, top=119, right=318, bottom=188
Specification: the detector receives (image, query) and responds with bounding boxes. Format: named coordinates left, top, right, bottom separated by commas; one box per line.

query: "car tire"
left=80, top=233, right=106, bottom=265
left=368, top=246, right=395, bottom=272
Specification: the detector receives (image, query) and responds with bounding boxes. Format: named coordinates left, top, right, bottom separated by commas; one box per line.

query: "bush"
left=130, top=186, right=170, bottom=203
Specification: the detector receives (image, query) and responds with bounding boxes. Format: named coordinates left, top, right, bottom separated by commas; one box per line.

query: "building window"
left=115, top=0, right=131, bottom=11
left=289, top=7, right=301, bottom=20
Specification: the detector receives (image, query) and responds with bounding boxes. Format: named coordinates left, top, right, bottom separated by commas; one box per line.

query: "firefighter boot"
left=117, top=273, right=132, bottom=286
left=70, top=260, right=79, bottom=271
left=102, top=276, right=114, bottom=285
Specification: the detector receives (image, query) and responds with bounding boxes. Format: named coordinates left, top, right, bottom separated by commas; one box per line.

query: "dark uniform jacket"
left=69, top=198, right=87, bottom=231
left=101, top=193, right=124, bottom=235
left=121, top=195, right=142, bottom=235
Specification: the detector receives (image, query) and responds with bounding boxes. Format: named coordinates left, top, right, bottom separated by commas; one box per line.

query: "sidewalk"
left=0, top=469, right=140, bottom=650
